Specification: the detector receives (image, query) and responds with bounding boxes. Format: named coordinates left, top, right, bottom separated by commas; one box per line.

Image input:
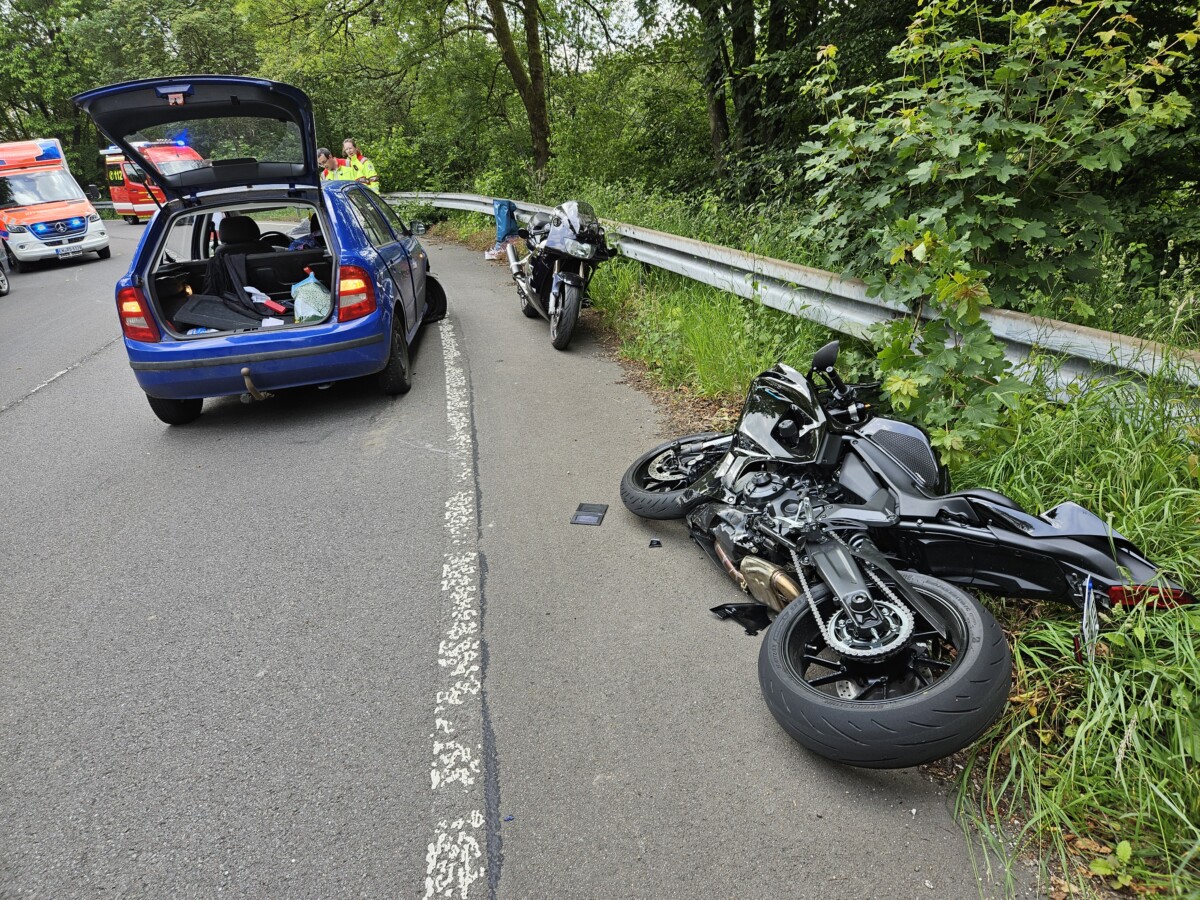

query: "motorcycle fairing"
left=735, top=369, right=826, bottom=462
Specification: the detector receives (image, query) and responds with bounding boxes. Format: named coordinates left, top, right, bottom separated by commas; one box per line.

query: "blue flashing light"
left=69, top=217, right=85, bottom=228
left=34, top=140, right=63, bottom=162
left=32, top=223, right=50, bottom=235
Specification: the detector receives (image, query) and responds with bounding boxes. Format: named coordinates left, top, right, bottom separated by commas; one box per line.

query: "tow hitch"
left=240, top=367, right=273, bottom=403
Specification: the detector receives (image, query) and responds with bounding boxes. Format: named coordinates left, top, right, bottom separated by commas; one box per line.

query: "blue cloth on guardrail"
left=494, top=199, right=519, bottom=243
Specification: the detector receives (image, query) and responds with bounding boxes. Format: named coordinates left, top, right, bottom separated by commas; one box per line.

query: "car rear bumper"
left=128, top=316, right=390, bottom=399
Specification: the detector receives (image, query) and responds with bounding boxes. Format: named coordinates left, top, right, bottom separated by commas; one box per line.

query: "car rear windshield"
left=128, top=117, right=304, bottom=170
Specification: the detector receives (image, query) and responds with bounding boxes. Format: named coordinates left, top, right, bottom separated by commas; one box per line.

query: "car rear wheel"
left=422, top=276, right=447, bottom=325
left=125, top=216, right=140, bottom=225
left=378, top=312, right=413, bottom=395
left=146, top=395, right=203, bottom=425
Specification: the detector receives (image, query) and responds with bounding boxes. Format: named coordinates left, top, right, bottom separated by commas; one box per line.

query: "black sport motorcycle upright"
left=620, top=341, right=1192, bottom=769
left=506, top=200, right=612, bottom=350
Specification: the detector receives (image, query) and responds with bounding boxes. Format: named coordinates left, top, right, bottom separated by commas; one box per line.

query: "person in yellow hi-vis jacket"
left=342, top=138, right=380, bottom=193
left=317, top=148, right=352, bottom=183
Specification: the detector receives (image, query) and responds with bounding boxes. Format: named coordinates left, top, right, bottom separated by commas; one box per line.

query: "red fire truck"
left=103, top=141, right=206, bottom=223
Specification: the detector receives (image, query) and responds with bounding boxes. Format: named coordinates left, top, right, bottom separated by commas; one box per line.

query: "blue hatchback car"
left=72, top=76, right=445, bottom=424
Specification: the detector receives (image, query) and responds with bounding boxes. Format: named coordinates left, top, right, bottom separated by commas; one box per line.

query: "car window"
left=367, top=194, right=411, bottom=241
left=345, top=188, right=395, bottom=249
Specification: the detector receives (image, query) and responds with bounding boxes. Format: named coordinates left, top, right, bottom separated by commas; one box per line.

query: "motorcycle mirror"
left=517, top=227, right=529, bottom=240
left=810, top=340, right=840, bottom=374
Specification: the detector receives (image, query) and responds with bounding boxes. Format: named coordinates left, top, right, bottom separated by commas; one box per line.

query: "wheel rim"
left=635, top=441, right=722, bottom=493
left=779, top=582, right=970, bottom=702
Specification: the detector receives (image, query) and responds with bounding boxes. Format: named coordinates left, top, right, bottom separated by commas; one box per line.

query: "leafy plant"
left=798, top=0, right=1198, bottom=461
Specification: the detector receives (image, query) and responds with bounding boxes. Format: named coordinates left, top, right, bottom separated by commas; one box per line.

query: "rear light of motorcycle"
left=117, top=286, right=161, bottom=342
left=1108, top=585, right=1194, bottom=609
left=337, top=265, right=377, bottom=322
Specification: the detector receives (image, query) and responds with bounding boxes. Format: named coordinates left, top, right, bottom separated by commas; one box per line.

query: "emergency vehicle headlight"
left=7, top=223, right=27, bottom=233
left=88, top=213, right=100, bottom=222
left=32, top=223, right=50, bottom=235
left=69, top=217, right=85, bottom=228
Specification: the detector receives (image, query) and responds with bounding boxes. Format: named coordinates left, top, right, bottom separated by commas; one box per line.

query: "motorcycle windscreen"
left=544, top=200, right=603, bottom=253
left=735, top=371, right=826, bottom=462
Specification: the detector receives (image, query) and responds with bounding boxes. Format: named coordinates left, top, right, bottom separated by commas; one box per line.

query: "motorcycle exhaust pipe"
left=505, top=242, right=522, bottom=276
left=740, top=556, right=802, bottom=612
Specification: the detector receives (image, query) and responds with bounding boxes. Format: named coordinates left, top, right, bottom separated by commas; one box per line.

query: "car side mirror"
left=517, top=227, right=529, bottom=240
left=409, top=221, right=426, bottom=235
left=127, top=169, right=147, bottom=185
left=85, top=184, right=101, bottom=201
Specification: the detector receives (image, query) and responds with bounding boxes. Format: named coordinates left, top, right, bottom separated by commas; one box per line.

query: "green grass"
left=588, top=260, right=858, bottom=401
left=952, top=373, right=1200, bottom=895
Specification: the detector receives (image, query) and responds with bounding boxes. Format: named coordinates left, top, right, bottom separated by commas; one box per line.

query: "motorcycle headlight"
left=564, top=239, right=595, bottom=259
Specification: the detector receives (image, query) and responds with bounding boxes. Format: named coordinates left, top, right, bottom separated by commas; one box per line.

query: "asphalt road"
left=0, top=228, right=1030, bottom=898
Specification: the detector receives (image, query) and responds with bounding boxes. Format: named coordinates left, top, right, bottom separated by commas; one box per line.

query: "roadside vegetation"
left=6, top=0, right=1199, bottom=893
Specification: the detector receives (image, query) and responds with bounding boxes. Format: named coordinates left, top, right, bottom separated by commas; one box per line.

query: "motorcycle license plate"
left=56, top=247, right=83, bottom=259
left=1073, top=577, right=1101, bottom=664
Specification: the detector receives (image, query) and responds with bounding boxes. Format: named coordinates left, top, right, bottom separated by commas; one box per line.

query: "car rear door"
left=368, top=193, right=427, bottom=323
left=343, top=187, right=417, bottom=335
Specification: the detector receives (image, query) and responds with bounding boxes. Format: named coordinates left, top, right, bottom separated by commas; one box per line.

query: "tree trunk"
left=689, top=0, right=730, bottom=177
left=485, top=0, right=552, bottom=171
left=727, top=0, right=758, bottom=157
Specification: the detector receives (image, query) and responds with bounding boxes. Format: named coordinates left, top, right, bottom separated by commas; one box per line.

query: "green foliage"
left=950, top=367, right=1200, bottom=893
left=796, top=0, right=1198, bottom=462
left=0, top=0, right=257, bottom=184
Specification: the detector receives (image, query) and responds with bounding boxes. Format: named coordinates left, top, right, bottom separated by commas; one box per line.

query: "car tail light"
left=117, top=286, right=161, bottom=342
left=337, top=265, right=377, bottom=322
left=1108, top=585, right=1193, bottom=609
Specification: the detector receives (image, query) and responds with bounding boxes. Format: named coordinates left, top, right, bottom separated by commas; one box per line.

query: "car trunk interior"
left=147, top=203, right=334, bottom=336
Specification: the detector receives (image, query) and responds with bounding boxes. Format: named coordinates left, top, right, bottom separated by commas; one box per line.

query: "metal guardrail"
left=389, top=191, right=1200, bottom=387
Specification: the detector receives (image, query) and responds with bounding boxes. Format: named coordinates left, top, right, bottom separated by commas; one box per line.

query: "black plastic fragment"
left=649, top=539, right=662, bottom=548
left=570, top=503, right=608, bottom=526
left=711, top=603, right=773, bottom=636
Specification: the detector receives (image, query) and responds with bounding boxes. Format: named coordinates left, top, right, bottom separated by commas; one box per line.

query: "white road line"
left=425, top=320, right=488, bottom=899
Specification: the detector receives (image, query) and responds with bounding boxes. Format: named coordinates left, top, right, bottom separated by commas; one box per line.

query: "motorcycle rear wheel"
left=758, top=571, right=1010, bottom=769
left=550, top=284, right=581, bottom=350
left=620, top=431, right=732, bottom=519
left=519, top=276, right=540, bottom=319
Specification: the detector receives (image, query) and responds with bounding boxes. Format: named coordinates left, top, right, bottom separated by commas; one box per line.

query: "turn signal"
left=1108, top=585, right=1193, bottom=609
left=116, top=286, right=161, bottom=342
left=337, top=265, right=377, bottom=322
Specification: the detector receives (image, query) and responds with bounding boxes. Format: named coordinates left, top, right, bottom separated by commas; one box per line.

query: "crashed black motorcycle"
left=506, top=200, right=612, bottom=350
left=621, top=341, right=1192, bottom=768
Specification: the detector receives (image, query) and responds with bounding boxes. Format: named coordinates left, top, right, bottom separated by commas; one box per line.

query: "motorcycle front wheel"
left=550, top=283, right=581, bottom=350
left=758, top=571, right=1011, bottom=769
left=620, top=431, right=732, bottom=519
